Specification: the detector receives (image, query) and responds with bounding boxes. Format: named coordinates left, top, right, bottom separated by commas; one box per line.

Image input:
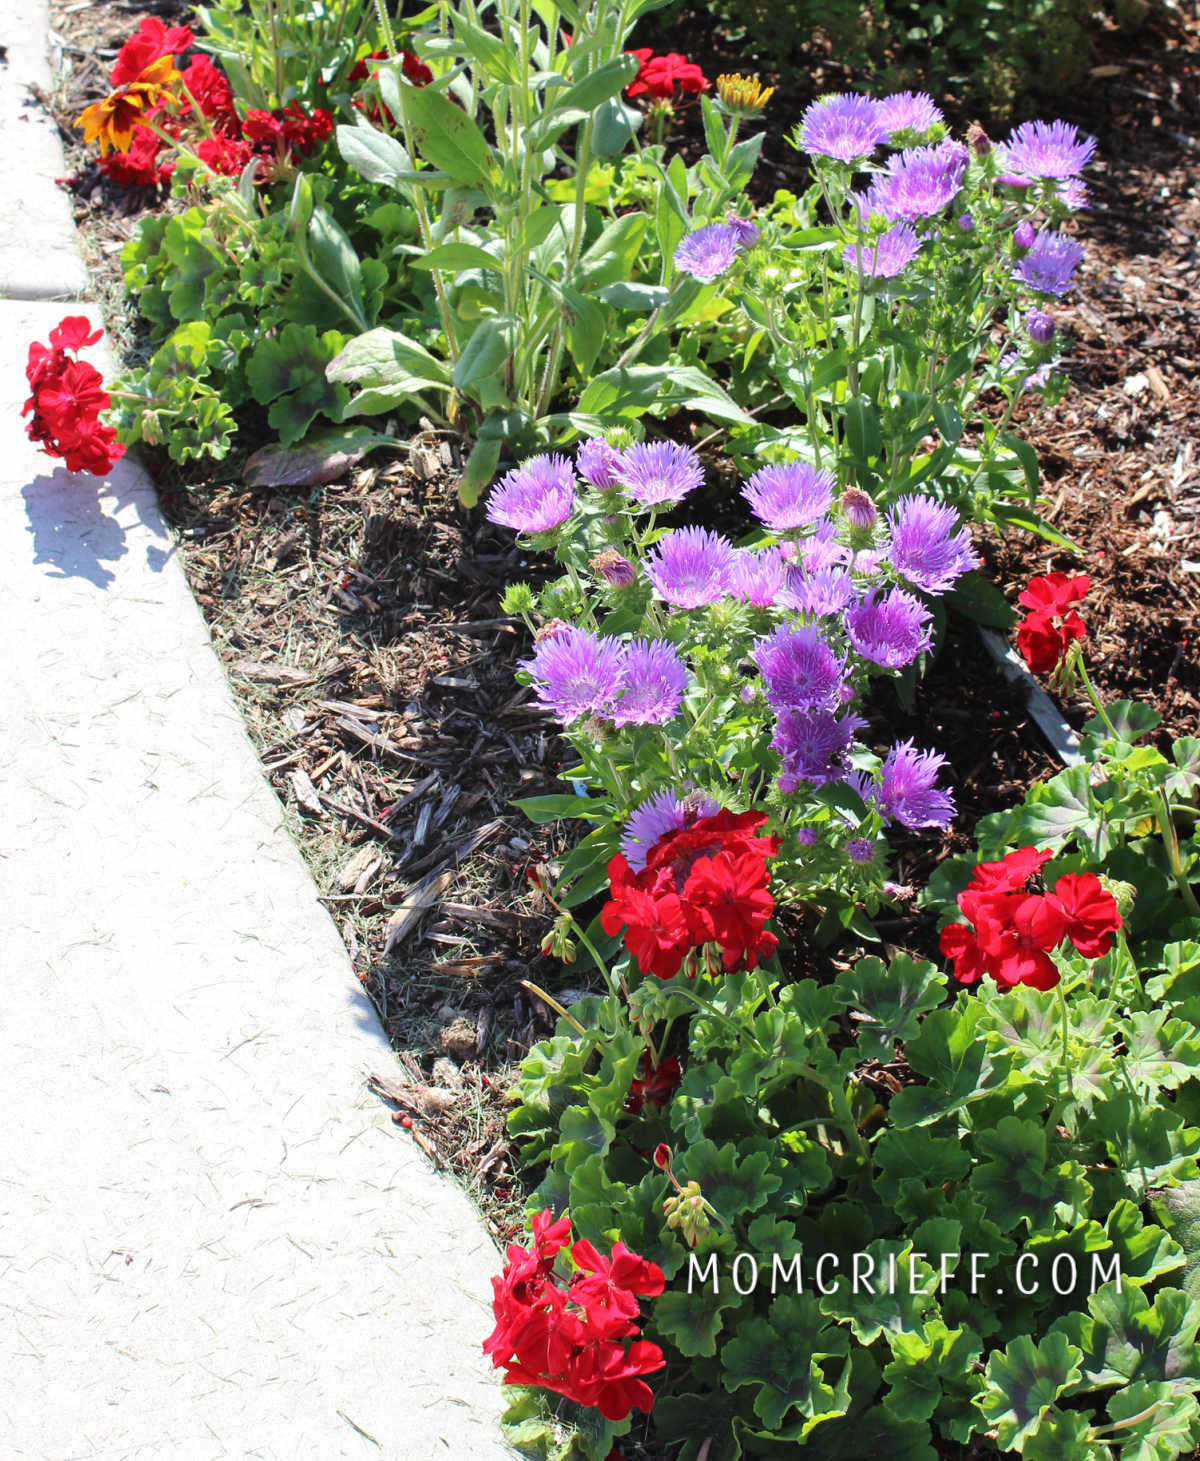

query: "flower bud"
left=589, top=548, right=636, bottom=588
left=1098, top=876, right=1137, bottom=920
left=1026, top=309, right=1057, bottom=345
left=715, top=72, right=775, bottom=117
left=726, top=213, right=761, bottom=250
left=966, top=121, right=992, bottom=156
left=653, top=1143, right=672, bottom=1171
left=956, top=213, right=975, bottom=232
left=1013, top=220, right=1036, bottom=250
left=841, top=486, right=877, bottom=530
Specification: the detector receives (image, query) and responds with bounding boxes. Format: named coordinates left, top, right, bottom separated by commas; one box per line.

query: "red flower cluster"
left=1016, top=572, right=1090, bottom=674
left=939, top=847, right=1122, bottom=990
left=484, top=1211, right=666, bottom=1422
left=241, top=101, right=334, bottom=174
left=601, top=809, right=780, bottom=979
left=347, top=49, right=432, bottom=127
left=110, top=16, right=192, bottom=88
left=23, top=317, right=124, bottom=476
left=624, top=1051, right=682, bottom=1115
left=625, top=49, right=710, bottom=101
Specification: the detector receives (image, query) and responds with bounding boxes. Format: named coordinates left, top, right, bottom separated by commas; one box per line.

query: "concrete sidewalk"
left=0, top=7, right=515, bottom=1459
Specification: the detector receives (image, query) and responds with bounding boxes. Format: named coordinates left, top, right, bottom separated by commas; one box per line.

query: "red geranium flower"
left=1015, top=572, right=1090, bottom=674
left=1052, top=872, right=1123, bottom=959
left=624, top=1051, right=682, bottom=1115
left=110, top=15, right=193, bottom=88
left=23, top=317, right=124, bottom=477
left=625, top=50, right=710, bottom=100
left=1018, top=572, right=1091, bottom=616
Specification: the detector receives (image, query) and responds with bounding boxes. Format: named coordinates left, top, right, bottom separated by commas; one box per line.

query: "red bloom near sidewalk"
left=939, top=846, right=1121, bottom=990
left=1015, top=572, right=1090, bottom=674
left=23, top=317, right=124, bottom=477
left=601, top=809, right=781, bottom=978
left=484, top=1211, right=665, bottom=1422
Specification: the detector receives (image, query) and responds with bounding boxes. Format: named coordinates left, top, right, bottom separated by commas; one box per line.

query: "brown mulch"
left=43, top=0, right=1199, bottom=1221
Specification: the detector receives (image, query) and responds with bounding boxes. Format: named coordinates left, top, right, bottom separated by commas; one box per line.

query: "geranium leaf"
left=1105, top=1379, right=1199, bottom=1461
left=837, top=953, right=946, bottom=1062
left=976, top=1331, right=1083, bottom=1450
left=722, top=1294, right=848, bottom=1432
left=967, top=1115, right=1092, bottom=1236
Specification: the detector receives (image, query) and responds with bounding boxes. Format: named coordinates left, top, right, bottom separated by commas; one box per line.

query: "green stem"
left=1057, top=981, right=1074, bottom=1101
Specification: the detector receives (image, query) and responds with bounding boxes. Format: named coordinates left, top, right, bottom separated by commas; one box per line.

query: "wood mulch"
left=43, top=0, right=1199, bottom=1236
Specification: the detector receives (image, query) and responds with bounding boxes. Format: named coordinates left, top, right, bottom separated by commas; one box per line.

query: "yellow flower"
left=715, top=73, right=775, bottom=118
left=76, top=54, right=180, bottom=155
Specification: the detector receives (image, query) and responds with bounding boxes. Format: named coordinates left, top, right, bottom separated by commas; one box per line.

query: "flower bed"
left=36, top=1, right=1200, bottom=1457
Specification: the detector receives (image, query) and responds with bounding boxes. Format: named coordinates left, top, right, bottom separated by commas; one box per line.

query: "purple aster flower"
left=487, top=454, right=576, bottom=534
left=614, top=440, right=704, bottom=507
left=800, top=520, right=851, bottom=572
left=576, top=437, right=623, bottom=489
left=520, top=626, right=625, bottom=723
left=1013, top=220, right=1036, bottom=250
left=845, top=588, right=933, bottom=668
left=875, top=90, right=943, bottom=138
left=1013, top=230, right=1085, bottom=296
left=742, top=461, right=835, bottom=530
left=852, top=548, right=885, bottom=576
left=1058, top=177, right=1089, bottom=211
left=847, top=837, right=876, bottom=865
left=729, top=548, right=785, bottom=608
left=1023, top=362, right=1056, bottom=393
left=796, top=825, right=819, bottom=845
left=726, top=214, right=761, bottom=249
left=956, top=213, right=975, bottom=232
left=674, top=222, right=742, bottom=281
left=798, top=93, right=886, bottom=163
left=590, top=549, right=636, bottom=587
left=842, top=487, right=877, bottom=530
left=843, top=223, right=924, bottom=279
left=772, top=707, right=865, bottom=787
left=644, top=526, right=735, bottom=608
left=999, top=120, right=1096, bottom=181
left=1027, top=309, right=1057, bottom=345
left=873, top=740, right=956, bottom=829
left=780, top=564, right=854, bottom=617
left=868, top=140, right=969, bottom=221
left=754, top=623, right=847, bottom=713
left=886, top=495, right=977, bottom=595
left=612, top=640, right=690, bottom=727
left=620, top=788, right=720, bottom=871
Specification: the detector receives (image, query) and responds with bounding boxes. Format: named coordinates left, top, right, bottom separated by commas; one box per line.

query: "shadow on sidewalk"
left=22, top=464, right=165, bottom=589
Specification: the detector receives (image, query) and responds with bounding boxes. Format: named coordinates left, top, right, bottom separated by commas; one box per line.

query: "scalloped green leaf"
left=976, top=1331, right=1083, bottom=1450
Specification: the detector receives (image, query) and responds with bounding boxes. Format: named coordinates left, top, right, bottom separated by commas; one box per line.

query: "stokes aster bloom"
left=799, top=93, right=886, bottom=162
left=521, top=627, right=625, bottom=723
left=644, top=527, right=735, bottom=608
left=855, top=740, right=956, bottom=830
left=729, top=548, right=785, bottom=608
left=602, top=809, right=781, bottom=976
left=939, top=848, right=1121, bottom=990
left=843, top=223, right=923, bottom=279
left=612, top=641, right=690, bottom=727
left=754, top=622, right=847, bottom=712
left=742, top=461, right=834, bottom=530
left=577, top=437, right=624, bottom=489
left=886, top=495, right=977, bottom=594
left=999, top=119, right=1096, bottom=181
left=1013, top=230, right=1085, bottom=297
left=620, top=789, right=721, bottom=872
left=875, top=90, right=943, bottom=138
left=674, top=223, right=743, bottom=281
left=773, top=707, right=864, bottom=789
left=866, top=140, right=969, bottom=221
left=844, top=588, right=933, bottom=668
left=781, top=564, right=855, bottom=618
left=614, top=440, right=704, bottom=506
left=847, top=837, right=876, bottom=865
left=486, top=453, right=576, bottom=533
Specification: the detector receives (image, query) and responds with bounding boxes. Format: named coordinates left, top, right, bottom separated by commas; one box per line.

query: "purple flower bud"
left=841, top=486, right=877, bottom=530
left=847, top=837, right=876, bottom=865
left=590, top=549, right=636, bottom=588
left=796, top=826, right=819, bottom=846
left=956, top=213, right=975, bottom=232
left=1027, top=309, right=1057, bottom=345
left=1013, top=221, right=1036, bottom=250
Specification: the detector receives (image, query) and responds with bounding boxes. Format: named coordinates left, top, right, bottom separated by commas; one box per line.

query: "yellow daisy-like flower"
left=715, top=73, right=775, bottom=118
left=76, top=54, right=181, bottom=155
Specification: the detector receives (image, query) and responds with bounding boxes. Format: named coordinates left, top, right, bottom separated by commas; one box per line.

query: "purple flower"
left=956, top=214, right=975, bottom=232
left=1058, top=178, right=1089, bottom=211
left=773, top=708, right=865, bottom=788
left=742, top=461, right=835, bottom=530
left=754, top=623, right=847, bottom=712
left=726, top=214, right=761, bottom=249
left=1012, top=221, right=1036, bottom=250
left=674, top=223, right=743, bottom=281
left=852, top=548, right=885, bottom=576
left=800, top=520, right=851, bottom=572
left=521, top=627, right=624, bottom=723
left=796, top=825, right=819, bottom=845
left=799, top=93, right=886, bottom=163
left=867, top=140, right=969, bottom=221
left=577, top=437, right=623, bottom=489
left=1013, top=230, right=1085, bottom=297
left=845, top=588, right=933, bottom=668
left=780, top=564, right=854, bottom=617
left=1027, top=309, right=1057, bottom=345
left=644, top=526, right=735, bottom=608
left=842, top=487, right=877, bottom=530
left=843, top=224, right=924, bottom=279
left=847, top=837, right=876, bottom=865
left=612, top=640, right=690, bottom=727
left=886, top=495, right=977, bottom=595
left=729, top=548, right=785, bottom=608
left=615, top=440, right=704, bottom=507
left=487, top=454, right=576, bottom=533
left=621, top=788, right=720, bottom=871
left=590, top=548, right=636, bottom=587
left=999, top=119, right=1096, bottom=181
left=875, top=91, right=943, bottom=139
left=872, top=740, right=956, bottom=829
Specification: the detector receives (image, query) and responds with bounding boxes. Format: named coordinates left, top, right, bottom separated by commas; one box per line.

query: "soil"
left=41, top=0, right=1199, bottom=1253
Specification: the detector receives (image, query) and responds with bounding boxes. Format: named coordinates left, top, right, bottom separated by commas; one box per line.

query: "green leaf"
left=526, top=54, right=640, bottom=147
left=968, top=1115, right=1092, bottom=1235
left=882, top=1321, right=982, bottom=1425
left=818, top=1240, right=940, bottom=1347
left=577, top=364, right=751, bottom=425
left=1149, top=1181, right=1200, bottom=1304
left=836, top=953, right=946, bottom=1063
left=305, top=206, right=371, bottom=330
left=652, top=1286, right=743, bottom=1359
left=945, top=570, right=1018, bottom=628
left=674, top=1138, right=781, bottom=1224
left=326, top=326, right=452, bottom=404
left=1106, top=1379, right=1199, bottom=1461
left=399, top=84, right=496, bottom=187
left=450, top=11, right=523, bottom=82
left=1061, top=1282, right=1200, bottom=1391
left=455, top=433, right=502, bottom=509
left=722, top=1294, right=848, bottom=1432
left=1122, top=1011, right=1200, bottom=1095
left=976, top=1332, right=1083, bottom=1450
left=889, top=1000, right=1012, bottom=1127
left=844, top=396, right=882, bottom=463
left=872, top=1127, right=972, bottom=1208
left=590, top=94, right=641, bottom=157
left=1011, top=764, right=1100, bottom=848
left=453, top=315, right=518, bottom=392
left=990, top=500, right=1080, bottom=551
left=336, top=120, right=414, bottom=187
left=410, top=241, right=501, bottom=273
left=513, top=793, right=603, bottom=824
